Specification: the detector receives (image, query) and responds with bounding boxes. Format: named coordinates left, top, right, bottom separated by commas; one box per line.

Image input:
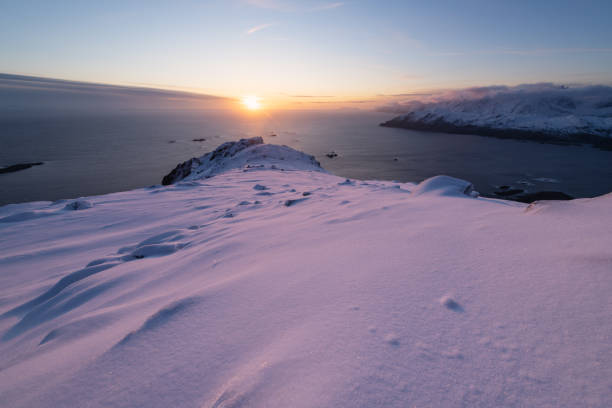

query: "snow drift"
left=381, top=83, right=612, bottom=147
left=1, top=138, right=611, bottom=407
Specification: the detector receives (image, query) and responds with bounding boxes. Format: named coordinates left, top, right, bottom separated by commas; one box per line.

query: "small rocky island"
left=0, top=162, right=44, bottom=174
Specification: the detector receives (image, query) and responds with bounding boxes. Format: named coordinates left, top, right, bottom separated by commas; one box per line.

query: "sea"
left=2, top=109, right=612, bottom=205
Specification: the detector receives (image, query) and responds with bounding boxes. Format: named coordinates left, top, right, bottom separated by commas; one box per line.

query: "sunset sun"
left=242, top=95, right=261, bottom=110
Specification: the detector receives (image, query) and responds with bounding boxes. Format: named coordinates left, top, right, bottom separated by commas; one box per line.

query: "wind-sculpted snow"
left=381, top=83, right=612, bottom=147
left=411, top=175, right=479, bottom=198
left=1, top=139, right=611, bottom=407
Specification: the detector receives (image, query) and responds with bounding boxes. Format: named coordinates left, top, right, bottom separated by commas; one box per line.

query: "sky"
left=1, top=0, right=612, bottom=109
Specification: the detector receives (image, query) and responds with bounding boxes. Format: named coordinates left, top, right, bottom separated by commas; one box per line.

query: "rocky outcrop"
left=162, top=158, right=202, bottom=185
left=161, top=137, right=323, bottom=185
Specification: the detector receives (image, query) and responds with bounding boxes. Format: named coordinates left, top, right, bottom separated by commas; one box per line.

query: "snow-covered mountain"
left=381, top=84, right=612, bottom=147
left=1, top=138, right=612, bottom=407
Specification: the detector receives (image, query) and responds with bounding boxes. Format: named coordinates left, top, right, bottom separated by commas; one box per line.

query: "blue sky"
left=1, top=0, right=611, bottom=107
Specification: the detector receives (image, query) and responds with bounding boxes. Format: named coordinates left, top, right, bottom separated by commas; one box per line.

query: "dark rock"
left=209, top=137, right=263, bottom=161
left=302, top=191, right=311, bottom=196
left=338, top=179, right=354, bottom=186
left=161, top=157, right=201, bottom=185
left=499, top=185, right=510, bottom=190
left=192, top=138, right=206, bottom=142
left=326, top=151, right=339, bottom=158
left=494, top=188, right=524, bottom=196
left=63, top=200, right=93, bottom=211
left=513, top=191, right=574, bottom=203
left=0, top=162, right=43, bottom=174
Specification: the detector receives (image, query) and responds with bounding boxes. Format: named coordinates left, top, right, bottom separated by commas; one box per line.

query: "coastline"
left=380, top=117, right=612, bottom=150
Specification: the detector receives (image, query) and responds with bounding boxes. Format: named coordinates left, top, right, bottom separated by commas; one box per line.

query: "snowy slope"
left=382, top=84, right=612, bottom=144
left=1, top=139, right=612, bottom=407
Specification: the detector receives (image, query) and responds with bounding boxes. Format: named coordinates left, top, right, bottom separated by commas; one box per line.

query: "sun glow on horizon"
left=242, top=95, right=262, bottom=110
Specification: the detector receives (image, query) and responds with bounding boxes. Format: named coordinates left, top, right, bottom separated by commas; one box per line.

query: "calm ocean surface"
left=2, top=109, right=612, bottom=205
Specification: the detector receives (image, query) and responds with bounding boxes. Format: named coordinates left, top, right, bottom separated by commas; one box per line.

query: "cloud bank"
left=378, top=83, right=612, bottom=115
left=0, top=74, right=232, bottom=115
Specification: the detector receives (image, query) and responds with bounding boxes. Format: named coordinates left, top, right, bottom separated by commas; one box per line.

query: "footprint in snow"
left=440, top=295, right=463, bottom=312
left=414, top=341, right=464, bottom=361
left=385, top=333, right=401, bottom=346
left=284, top=197, right=309, bottom=207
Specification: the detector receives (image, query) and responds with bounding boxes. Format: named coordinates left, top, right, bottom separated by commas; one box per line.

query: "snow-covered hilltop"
left=381, top=84, right=612, bottom=148
left=1, top=139, right=612, bottom=407
left=161, top=136, right=322, bottom=185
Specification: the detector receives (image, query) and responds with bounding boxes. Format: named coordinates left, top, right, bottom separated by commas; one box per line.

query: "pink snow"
left=0, top=139, right=611, bottom=407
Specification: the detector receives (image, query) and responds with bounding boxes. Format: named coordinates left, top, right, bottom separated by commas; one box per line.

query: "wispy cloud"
left=377, top=93, right=432, bottom=98
left=307, top=99, right=375, bottom=104
left=246, top=23, right=274, bottom=35
left=283, top=93, right=335, bottom=98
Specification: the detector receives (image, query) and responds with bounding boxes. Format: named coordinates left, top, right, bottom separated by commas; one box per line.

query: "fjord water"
left=1, top=109, right=612, bottom=205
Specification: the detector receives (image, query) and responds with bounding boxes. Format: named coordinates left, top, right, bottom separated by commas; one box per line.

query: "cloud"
left=0, top=73, right=231, bottom=113
left=377, top=92, right=432, bottom=98
left=377, top=82, right=612, bottom=114
left=246, top=23, right=275, bottom=35
left=308, top=99, right=375, bottom=104
left=283, top=93, right=335, bottom=98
